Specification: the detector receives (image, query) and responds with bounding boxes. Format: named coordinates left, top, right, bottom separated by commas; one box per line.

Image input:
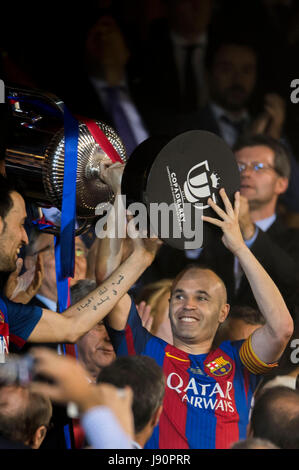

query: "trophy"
left=122, top=130, right=240, bottom=249
left=4, top=86, right=127, bottom=235
left=4, top=86, right=240, bottom=250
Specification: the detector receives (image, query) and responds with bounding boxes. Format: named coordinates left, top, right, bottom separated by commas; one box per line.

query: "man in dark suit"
left=175, top=36, right=299, bottom=213
left=61, top=13, right=149, bottom=158
left=134, top=0, right=213, bottom=135
left=148, top=135, right=299, bottom=314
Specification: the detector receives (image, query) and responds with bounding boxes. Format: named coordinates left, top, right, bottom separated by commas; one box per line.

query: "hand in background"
left=30, top=347, right=134, bottom=439
left=251, top=93, right=286, bottom=140
left=4, top=254, right=44, bottom=304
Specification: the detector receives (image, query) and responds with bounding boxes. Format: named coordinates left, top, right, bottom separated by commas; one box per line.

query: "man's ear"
left=151, top=404, right=163, bottom=429
left=29, top=425, right=48, bottom=449
left=276, top=176, right=289, bottom=196
left=0, top=217, right=4, bottom=234
left=219, top=304, right=230, bottom=324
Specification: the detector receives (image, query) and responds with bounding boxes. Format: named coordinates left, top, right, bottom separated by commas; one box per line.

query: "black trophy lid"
left=122, top=130, right=240, bottom=250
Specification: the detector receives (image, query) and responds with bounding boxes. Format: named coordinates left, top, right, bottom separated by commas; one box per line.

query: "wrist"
left=233, top=243, right=250, bottom=258
left=131, top=247, right=153, bottom=268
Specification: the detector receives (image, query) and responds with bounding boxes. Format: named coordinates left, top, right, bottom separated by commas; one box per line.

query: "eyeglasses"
left=32, top=244, right=53, bottom=257
left=237, top=161, right=278, bottom=174
left=32, top=245, right=87, bottom=258
left=75, top=247, right=88, bottom=258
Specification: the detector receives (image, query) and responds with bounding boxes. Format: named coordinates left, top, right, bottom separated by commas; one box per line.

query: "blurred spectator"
left=214, top=305, right=265, bottom=345
left=152, top=135, right=299, bottom=312
left=30, top=347, right=134, bottom=449
left=230, top=437, right=279, bottom=449
left=21, top=231, right=89, bottom=449
left=97, top=355, right=165, bottom=448
left=136, top=279, right=173, bottom=344
left=58, top=12, right=149, bottom=158
left=159, top=35, right=257, bottom=141
left=134, top=0, right=213, bottom=134
left=0, top=384, right=52, bottom=449
left=3, top=255, right=43, bottom=305
left=71, top=279, right=116, bottom=383
left=249, top=385, right=299, bottom=449
left=176, top=35, right=299, bottom=215
left=70, top=279, right=116, bottom=448
left=180, top=34, right=288, bottom=148
left=24, top=229, right=89, bottom=311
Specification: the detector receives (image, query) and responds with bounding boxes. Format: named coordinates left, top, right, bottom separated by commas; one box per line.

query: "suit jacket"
left=173, top=104, right=299, bottom=214
left=133, top=21, right=210, bottom=135
left=173, top=103, right=221, bottom=136
left=147, top=217, right=299, bottom=315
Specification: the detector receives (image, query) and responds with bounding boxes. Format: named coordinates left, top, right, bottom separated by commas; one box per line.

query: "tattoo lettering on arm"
left=75, top=273, right=125, bottom=313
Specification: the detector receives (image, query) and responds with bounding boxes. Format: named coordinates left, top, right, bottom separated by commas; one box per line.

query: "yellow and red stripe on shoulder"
left=239, top=334, right=278, bottom=375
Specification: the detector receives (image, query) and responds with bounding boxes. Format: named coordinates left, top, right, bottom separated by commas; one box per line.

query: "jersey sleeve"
left=239, top=334, right=278, bottom=375
left=105, top=296, right=153, bottom=356
left=3, top=297, right=43, bottom=350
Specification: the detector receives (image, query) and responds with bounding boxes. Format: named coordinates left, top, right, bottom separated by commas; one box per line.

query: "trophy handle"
left=7, top=85, right=65, bottom=120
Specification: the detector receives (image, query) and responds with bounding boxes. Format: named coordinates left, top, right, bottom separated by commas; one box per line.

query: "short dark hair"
left=229, top=305, right=265, bottom=325
left=250, top=385, right=299, bottom=449
left=230, top=437, right=279, bottom=449
left=0, top=175, right=16, bottom=221
left=0, top=385, right=52, bottom=445
left=97, top=355, right=165, bottom=434
left=70, top=279, right=96, bottom=304
left=233, top=134, right=291, bottom=179
left=205, top=35, right=258, bottom=71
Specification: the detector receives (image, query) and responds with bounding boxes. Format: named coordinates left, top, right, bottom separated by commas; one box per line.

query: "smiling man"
left=99, top=187, right=293, bottom=449
left=168, top=267, right=228, bottom=354
left=71, top=279, right=116, bottom=382
left=0, top=173, right=159, bottom=358
left=153, top=135, right=299, bottom=309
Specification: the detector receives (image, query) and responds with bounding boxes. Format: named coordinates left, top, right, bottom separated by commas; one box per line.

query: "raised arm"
left=202, top=188, right=294, bottom=363
left=27, top=163, right=159, bottom=343
left=27, top=236, right=156, bottom=343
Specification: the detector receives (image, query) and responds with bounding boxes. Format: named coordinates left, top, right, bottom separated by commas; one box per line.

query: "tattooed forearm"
left=76, top=273, right=125, bottom=312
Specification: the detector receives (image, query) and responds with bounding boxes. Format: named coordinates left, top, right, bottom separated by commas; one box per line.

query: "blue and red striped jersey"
left=0, top=296, right=42, bottom=355
left=107, top=298, right=275, bottom=449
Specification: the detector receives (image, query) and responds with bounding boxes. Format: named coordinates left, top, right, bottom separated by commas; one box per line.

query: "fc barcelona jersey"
left=0, top=296, right=42, bottom=359
left=107, top=299, right=277, bottom=449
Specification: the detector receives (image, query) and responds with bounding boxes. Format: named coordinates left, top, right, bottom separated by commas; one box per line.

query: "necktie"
left=220, top=115, right=247, bottom=136
left=104, top=86, right=137, bottom=157
left=234, top=256, right=243, bottom=293
left=183, top=45, right=198, bottom=112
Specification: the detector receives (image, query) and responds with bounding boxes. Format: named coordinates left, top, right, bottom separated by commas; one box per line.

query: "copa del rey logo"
left=183, top=160, right=220, bottom=209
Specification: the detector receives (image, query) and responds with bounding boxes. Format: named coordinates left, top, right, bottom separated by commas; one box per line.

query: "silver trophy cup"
left=4, top=86, right=127, bottom=234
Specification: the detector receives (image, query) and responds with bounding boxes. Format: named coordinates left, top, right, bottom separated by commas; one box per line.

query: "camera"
left=0, top=354, right=36, bottom=386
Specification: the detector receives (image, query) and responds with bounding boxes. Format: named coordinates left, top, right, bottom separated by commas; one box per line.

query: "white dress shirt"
left=81, top=406, right=133, bottom=449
